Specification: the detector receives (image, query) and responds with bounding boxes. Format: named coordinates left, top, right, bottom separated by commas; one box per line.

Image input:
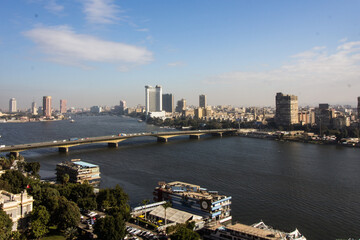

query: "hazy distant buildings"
left=90, top=106, right=102, bottom=113
left=275, top=92, right=299, bottom=126
left=176, top=99, right=186, bottom=113
left=9, top=98, right=16, bottom=113
left=145, top=85, right=162, bottom=114
left=60, top=99, right=67, bottom=114
left=199, top=94, right=207, bottom=108
left=31, top=102, right=37, bottom=115
left=43, top=96, right=52, bottom=118
left=162, top=93, right=174, bottom=113
left=120, top=100, right=126, bottom=109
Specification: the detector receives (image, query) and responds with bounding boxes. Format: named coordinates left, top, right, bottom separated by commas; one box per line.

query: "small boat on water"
left=70, top=119, right=75, bottom=123
left=138, top=119, right=143, bottom=122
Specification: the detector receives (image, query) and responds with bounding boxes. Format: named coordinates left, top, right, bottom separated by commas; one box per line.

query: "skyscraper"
left=145, top=85, right=162, bottom=114
left=9, top=98, right=16, bottom=113
left=31, top=102, right=38, bottom=115
left=43, top=96, right=52, bottom=118
left=162, top=93, right=174, bottom=113
left=176, top=99, right=186, bottom=113
left=275, top=92, right=299, bottom=126
left=120, top=100, right=126, bottom=109
left=60, top=99, right=67, bottom=114
left=358, top=97, right=360, bottom=120
left=199, top=94, right=207, bottom=108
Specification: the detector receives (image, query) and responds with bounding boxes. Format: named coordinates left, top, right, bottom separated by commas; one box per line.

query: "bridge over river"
left=0, top=129, right=237, bottom=157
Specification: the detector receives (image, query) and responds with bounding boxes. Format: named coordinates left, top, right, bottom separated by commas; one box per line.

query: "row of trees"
left=0, top=155, right=131, bottom=240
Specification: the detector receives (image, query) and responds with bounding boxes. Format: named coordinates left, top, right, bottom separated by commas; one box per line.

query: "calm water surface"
left=0, top=115, right=359, bottom=239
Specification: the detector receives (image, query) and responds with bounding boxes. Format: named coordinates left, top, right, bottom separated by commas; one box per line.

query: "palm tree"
left=162, top=201, right=172, bottom=225
left=141, top=199, right=150, bottom=219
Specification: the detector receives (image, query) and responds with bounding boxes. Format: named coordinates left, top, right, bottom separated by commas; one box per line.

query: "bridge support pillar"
left=157, top=137, right=168, bottom=143
left=108, top=142, right=118, bottom=148
left=59, top=147, right=69, bottom=153
left=189, top=135, right=201, bottom=140
left=9, top=152, right=19, bottom=158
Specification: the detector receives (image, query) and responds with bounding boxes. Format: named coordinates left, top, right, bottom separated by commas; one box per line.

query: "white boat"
left=70, top=119, right=75, bottom=123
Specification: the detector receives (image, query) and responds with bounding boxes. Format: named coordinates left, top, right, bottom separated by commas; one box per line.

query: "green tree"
left=93, top=213, right=126, bottom=240
left=57, top=182, right=97, bottom=211
left=0, top=170, right=29, bottom=193
left=141, top=199, right=150, bottom=205
left=162, top=201, right=172, bottom=225
left=170, top=225, right=200, bottom=240
left=63, top=227, right=78, bottom=240
left=25, top=162, right=40, bottom=176
left=30, top=205, right=50, bottom=239
left=96, top=185, right=130, bottom=219
left=54, top=197, right=81, bottom=231
left=0, top=209, right=13, bottom=240
left=62, top=174, right=69, bottom=185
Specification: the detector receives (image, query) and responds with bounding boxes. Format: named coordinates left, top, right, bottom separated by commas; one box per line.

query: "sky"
left=1, top=0, right=360, bottom=110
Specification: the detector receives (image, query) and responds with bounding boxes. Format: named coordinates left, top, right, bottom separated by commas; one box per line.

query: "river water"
left=0, top=115, right=359, bottom=239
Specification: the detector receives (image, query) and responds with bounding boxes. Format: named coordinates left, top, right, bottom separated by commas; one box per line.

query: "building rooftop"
left=57, top=160, right=99, bottom=170
left=226, top=223, right=283, bottom=239
left=156, top=181, right=227, bottom=201
left=73, top=161, right=98, bottom=168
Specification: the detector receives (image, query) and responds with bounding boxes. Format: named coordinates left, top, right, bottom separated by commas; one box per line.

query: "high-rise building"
left=358, top=97, right=360, bottom=120
left=199, top=94, right=207, bottom=108
left=60, top=99, right=67, bottom=114
left=176, top=99, right=186, bottom=113
left=145, top=85, right=162, bottom=114
left=9, top=98, right=16, bottom=113
left=315, top=103, right=334, bottom=127
left=31, top=102, right=38, bottom=115
left=162, top=94, right=174, bottom=113
left=43, top=96, right=52, bottom=118
left=275, top=92, right=299, bottom=126
left=120, top=100, right=126, bottom=109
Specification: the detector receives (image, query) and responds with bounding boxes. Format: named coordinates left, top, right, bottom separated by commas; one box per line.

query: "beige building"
left=0, top=190, right=34, bottom=231
left=195, top=107, right=206, bottom=119
left=275, top=92, right=299, bottom=126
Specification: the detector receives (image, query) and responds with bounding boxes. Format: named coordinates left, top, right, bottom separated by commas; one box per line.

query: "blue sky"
left=1, top=0, right=360, bottom=110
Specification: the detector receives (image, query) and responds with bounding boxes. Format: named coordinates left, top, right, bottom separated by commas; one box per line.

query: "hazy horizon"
left=1, top=0, right=360, bottom=110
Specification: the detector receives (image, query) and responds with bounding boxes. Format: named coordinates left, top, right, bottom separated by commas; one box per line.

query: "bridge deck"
left=0, top=129, right=236, bottom=153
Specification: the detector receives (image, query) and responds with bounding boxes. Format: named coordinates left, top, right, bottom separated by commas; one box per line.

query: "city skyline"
left=1, top=1, right=360, bottom=109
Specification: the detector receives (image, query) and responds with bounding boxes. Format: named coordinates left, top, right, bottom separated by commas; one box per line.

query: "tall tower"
left=176, top=99, right=186, bottom=113
left=31, top=102, right=38, bottom=115
left=43, top=96, right=52, bottom=118
left=145, top=85, right=162, bottom=114
left=60, top=99, right=67, bottom=114
left=9, top=98, right=16, bottom=113
left=358, top=97, right=360, bottom=120
left=120, top=100, right=126, bottom=109
left=275, top=92, right=299, bottom=126
left=199, top=94, right=207, bottom=108
left=162, top=94, right=174, bottom=113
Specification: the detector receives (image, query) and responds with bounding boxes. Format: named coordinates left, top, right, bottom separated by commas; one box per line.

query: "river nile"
left=0, top=115, right=359, bottom=239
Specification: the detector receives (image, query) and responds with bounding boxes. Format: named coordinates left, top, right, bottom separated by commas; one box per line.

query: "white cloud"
left=136, top=28, right=149, bottom=32
left=167, top=61, right=184, bottom=67
left=24, top=25, right=153, bottom=68
left=205, top=41, right=360, bottom=104
left=83, top=0, right=120, bottom=24
left=45, top=0, right=64, bottom=13
left=339, top=37, right=348, bottom=43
